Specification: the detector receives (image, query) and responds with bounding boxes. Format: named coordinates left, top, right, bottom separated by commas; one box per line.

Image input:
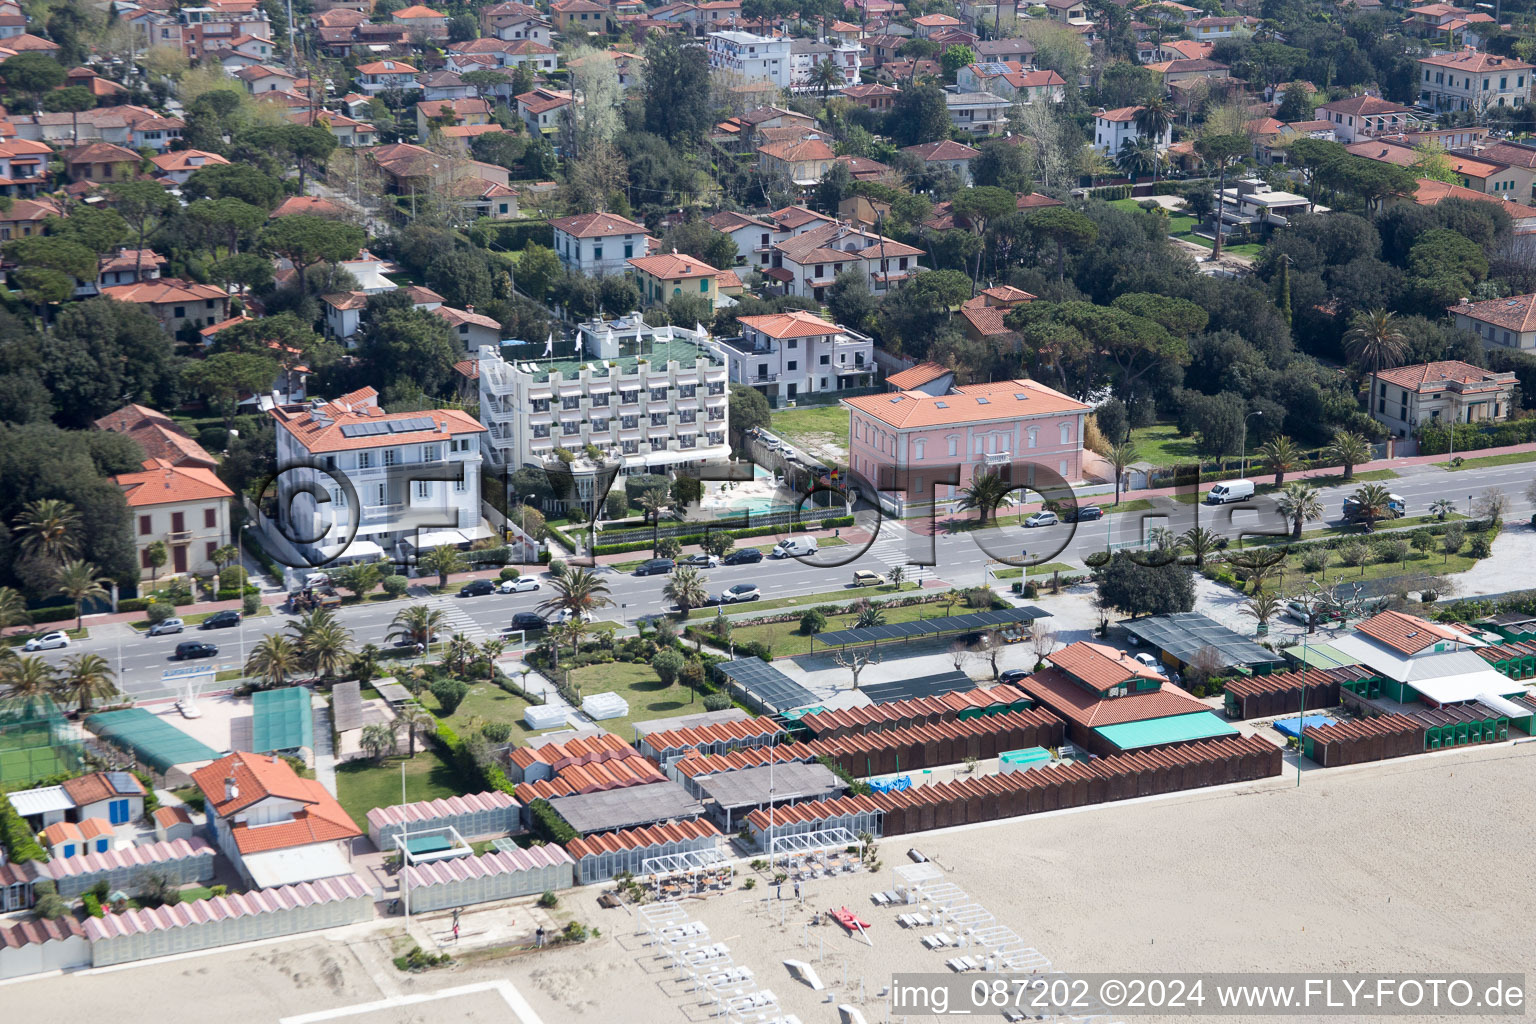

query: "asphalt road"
left=31, top=456, right=1535, bottom=698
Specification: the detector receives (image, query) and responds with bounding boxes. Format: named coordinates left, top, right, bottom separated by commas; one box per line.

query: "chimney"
left=224, top=776, right=238, bottom=802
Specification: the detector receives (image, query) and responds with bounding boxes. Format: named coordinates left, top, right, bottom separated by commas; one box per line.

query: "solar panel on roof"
left=861, top=670, right=976, bottom=705
left=1121, top=612, right=1281, bottom=669
left=389, top=416, right=438, bottom=433
left=107, top=770, right=138, bottom=794
left=816, top=606, right=1053, bottom=647
left=718, top=657, right=819, bottom=712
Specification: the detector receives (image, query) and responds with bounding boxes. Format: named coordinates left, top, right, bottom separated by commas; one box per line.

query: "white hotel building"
left=477, top=316, right=731, bottom=513
left=708, top=30, right=792, bottom=88
left=270, top=387, right=488, bottom=564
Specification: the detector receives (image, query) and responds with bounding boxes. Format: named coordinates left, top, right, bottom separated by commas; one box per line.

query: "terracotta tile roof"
left=439, top=124, right=504, bottom=138
left=96, top=404, right=217, bottom=468
left=191, top=752, right=360, bottom=852
left=1419, top=48, right=1531, bottom=72
left=78, top=818, right=113, bottom=841
left=1412, top=177, right=1536, bottom=218
left=63, top=142, right=140, bottom=164
left=1284, top=119, right=1336, bottom=133
left=357, top=59, right=419, bottom=74
left=394, top=4, right=446, bottom=17
left=62, top=771, right=145, bottom=807
left=507, top=733, right=637, bottom=771
left=1447, top=293, right=1536, bottom=332
left=230, top=782, right=361, bottom=853
left=99, top=249, right=164, bottom=275
left=153, top=805, right=193, bottom=828
left=1097, top=105, right=1145, bottom=123
left=0, top=915, right=85, bottom=950
left=886, top=361, right=949, bottom=390
left=149, top=149, right=229, bottom=173
left=842, top=82, right=900, bottom=98
left=757, top=137, right=836, bottom=162
left=1354, top=609, right=1469, bottom=655
left=1017, top=667, right=1210, bottom=729
left=717, top=268, right=743, bottom=289
left=737, top=309, right=840, bottom=339
left=913, top=12, right=961, bottom=24
left=901, top=139, right=980, bottom=162
left=845, top=378, right=1087, bottom=428
left=637, top=717, right=784, bottom=757
left=1048, top=642, right=1166, bottom=691
left=1320, top=94, right=1412, bottom=117
left=565, top=818, right=719, bottom=860
left=515, top=755, right=667, bottom=800
left=321, top=290, right=368, bottom=311
left=1144, top=57, right=1230, bottom=73
left=550, top=211, right=648, bottom=238
left=415, top=97, right=491, bottom=119
left=628, top=251, right=721, bottom=279
left=115, top=458, right=234, bottom=507
left=1460, top=141, right=1536, bottom=169
left=516, top=88, right=572, bottom=114
left=706, top=210, right=773, bottom=233
left=100, top=278, right=227, bottom=305
left=452, top=357, right=479, bottom=379
left=1016, top=192, right=1065, bottom=211
left=0, top=196, right=62, bottom=222
left=270, top=386, right=485, bottom=453
left=405, top=284, right=446, bottom=304
left=433, top=304, right=501, bottom=330
left=960, top=304, right=1011, bottom=337
left=1347, top=139, right=1503, bottom=179
left=770, top=205, right=834, bottom=230
left=42, top=821, right=84, bottom=846
left=271, top=195, right=347, bottom=218
left=1372, top=359, right=1515, bottom=394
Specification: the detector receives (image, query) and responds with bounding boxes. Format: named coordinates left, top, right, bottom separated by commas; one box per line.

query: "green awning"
left=1280, top=642, right=1357, bottom=670
left=252, top=686, right=314, bottom=754
left=85, top=708, right=220, bottom=773
left=1093, top=712, right=1238, bottom=752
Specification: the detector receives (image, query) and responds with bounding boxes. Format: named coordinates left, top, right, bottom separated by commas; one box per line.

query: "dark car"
left=199, top=610, right=241, bottom=630
left=174, top=641, right=218, bottom=660
left=999, top=668, right=1030, bottom=685
left=459, top=579, right=496, bottom=597
left=1066, top=505, right=1104, bottom=522
left=511, top=611, right=548, bottom=631
left=634, top=558, right=675, bottom=576
left=723, top=548, right=764, bottom=565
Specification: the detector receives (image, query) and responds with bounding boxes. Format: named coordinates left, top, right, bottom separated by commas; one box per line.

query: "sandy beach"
left=5, top=740, right=1532, bottom=1024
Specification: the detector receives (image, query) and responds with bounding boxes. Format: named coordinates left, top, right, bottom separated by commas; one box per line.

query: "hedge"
left=1090, top=183, right=1134, bottom=200
left=0, top=796, right=46, bottom=863
left=116, top=597, right=152, bottom=613
left=468, top=219, right=553, bottom=253
left=526, top=796, right=579, bottom=844
left=592, top=515, right=858, bottom=556
left=1415, top=419, right=1536, bottom=456
left=692, top=628, right=771, bottom=661
left=432, top=721, right=517, bottom=798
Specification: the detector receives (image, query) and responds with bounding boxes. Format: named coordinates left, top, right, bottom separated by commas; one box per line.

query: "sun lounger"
left=922, top=933, right=950, bottom=949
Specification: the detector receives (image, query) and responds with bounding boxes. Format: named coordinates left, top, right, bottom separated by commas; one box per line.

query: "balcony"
left=362, top=503, right=404, bottom=521
left=982, top=451, right=1012, bottom=466
left=166, top=530, right=193, bottom=543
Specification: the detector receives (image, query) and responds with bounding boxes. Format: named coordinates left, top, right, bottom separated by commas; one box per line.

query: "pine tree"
left=1275, top=255, right=1292, bottom=328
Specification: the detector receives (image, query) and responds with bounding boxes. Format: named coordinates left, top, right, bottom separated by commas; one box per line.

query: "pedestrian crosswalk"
left=432, top=600, right=490, bottom=644
left=867, top=520, right=935, bottom=582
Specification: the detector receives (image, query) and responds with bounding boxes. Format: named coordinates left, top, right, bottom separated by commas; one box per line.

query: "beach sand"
left=5, top=741, right=1532, bottom=1024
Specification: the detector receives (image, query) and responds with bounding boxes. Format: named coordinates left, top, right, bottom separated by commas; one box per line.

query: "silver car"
left=148, top=618, right=184, bottom=636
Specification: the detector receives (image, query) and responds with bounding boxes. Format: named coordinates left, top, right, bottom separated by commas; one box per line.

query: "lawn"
left=1260, top=548, right=1480, bottom=592
left=128, top=606, right=272, bottom=630
left=1108, top=200, right=1264, bottom=259
left=421, top=678, right=538, bottom=735
left=683, top=579, right=923, bottom=619
left=335, top=751, right=461, bottom=829
left=1128, top=424, right=1199, bottom=466
left=994, top=561, right=1078, bottom=579
left=1170, top=468, right=1399, bottom=503
left=769, top=404, right=849, bottom=460
left=565, top=660, right=696, bottom=739
left=1436, top=450, right=1536, bottom=470
left=723, top=594, right=989, bottom=657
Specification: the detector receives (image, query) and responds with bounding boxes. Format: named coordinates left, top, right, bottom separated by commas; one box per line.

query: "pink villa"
left=843, top=379, right=1088, bottom=516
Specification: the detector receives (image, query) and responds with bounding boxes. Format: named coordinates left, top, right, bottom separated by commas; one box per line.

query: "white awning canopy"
left=241, top=843, right=354, bottom=890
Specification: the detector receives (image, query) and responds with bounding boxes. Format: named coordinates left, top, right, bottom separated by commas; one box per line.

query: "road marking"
left=278, top=979, right=546, bottom=1024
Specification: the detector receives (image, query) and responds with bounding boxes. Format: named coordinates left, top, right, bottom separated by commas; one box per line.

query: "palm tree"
left=246, top=634, right=298, bottom=689
left=811, top=57, right=842, bottom=98
left=1226, top=547, right=1288, bottom=594
left=0, top=586, right=30, bottom=634
left=1342, top=309, right=1408, bottom=379
left=12, top=498, right=81, bottom=565
left=210, top=545, right=240, bottom=571
left=1429, top=498, right=1455, bottom=521
left=351, top=643, right=381, bottom=685
left=54, top=559, right=108, bottom=631
left=539, top=567, right=613, bottom=621
left=555, top=616, right=589, bottom=658
left=480, top=637, right=505, bottom=685
left=360, top=722, right=395, bottom=761
left=1108, top=441, right=1139, bottom=506
left=1178, top=526, right=1219, bottom=567
left=662, top=565, right=708, bottom=613
left=1133, top=96, right=1174, bottom=181
left=1348, top=483, right=1395, bottom=533
left=444, top=633, right=479, bottom=676
left=288, top=608, right=354, bottom=681
left=1326, top=430, right=1372, bottom=481
left=638, top=487, right=668, bottom=525
left=1258, top=434, right=1303, bottom=488
left=395, top=703, right=436, bottom=757
left=388, top=605, right=447, bottom=648
left=55, top=653, right=116, bottom=713
left=1, top=654, right=56, bottom=697
left=853, top=600, right=885, bottom=629
left=417, top=544, right=465, bottom=589
left=1116, top=137, right=1159, bottom=181
left=955, top=470, right=1013, bottom=525
left=1276, top=482, right=1324, bottom=540
left=1241, top=590, right=1284, bottom=632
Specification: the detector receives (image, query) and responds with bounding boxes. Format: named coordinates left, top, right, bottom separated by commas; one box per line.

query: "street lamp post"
left=1240, top=410, right=1263, bottom=477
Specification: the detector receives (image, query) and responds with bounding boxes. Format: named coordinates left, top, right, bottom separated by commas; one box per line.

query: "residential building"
left=550, top=0, right=611, bottom=35
left=901, top=139, right=980, bottom=186
left=551, top=211, right=654, bottom=275
left=321, top=291, right=369, bottom=340
left=477, top=316, right=730, bottom=510
left=1093, top=105, right=1171, bottom=155
left=912, top=12, right=963, bottom=35
left=1144, top=58, right=1231, bottom=91
left=96, top=403, right=219, bottom=470
left=1406, top=3, right=1472, bottom=35
left=420, top=70, right=474, bottom=102
left=1039, top=0, right=1090, bottom=24
left=705, top=206, right=836, bottom=267
left=1215, top=178, right=1315, bottom=233
left=369, top=142, right=512, bottom=216
left=835, top=155, right=894, bottom=182
left=448, top=36, right=558, bottom=72
left=270, top=386, right=487, bottom=562
left=885, top=361, right=954, bottom=396
left=1398, top=177, right=1536, bottom=239
left=628, top=251, right=725, bottom=308
left=192, top=752, right=362, bottom=889
left=766, top=219, right=926, bottom=301
left=1326, top=609, right=1527, bottom=707
left=1346, top=137, right=1528, bottom=196
left=0, top=196, right=58, bottom=239
left=7, top=772, right=145, bottom=833
left=788, top=38, right=861, bottom=91
left=712, top=309, right=874, bottom=407
left=83, top=248, right=165, bottom=297
left=414, top=96, right=491, bottom=136
left=0, top=140, right=53, bottom=196
left=482, top=1, right=551, bottom=43
left=115, top=457, right=234, bottom=578
left=99, top=279, right=230, bottom=334
left=944, top=89, right=1011, bottom=135
left=148, top=148, right=229, bottom=185
left=297, top=110, right=378, bottom=147
left=957, top=63, right=1065, bottom=104
left=708, top=30, right=791, bottom=87
left=1447, top=293, right=1536, bottom=350
left=1450, top=139, right=1536, bottom=198
left=843, top=379, right=1089, bottom=516
left=392, top=3, right=448, bottom=39
left=756, top=136, right=836, bottom=187
left=434, top=304, right=502, bottom=352
left=515, top=88, right=573, bottom=134
left=1185, top=14, right=1260, bottom=38
left=972, top=37, right=1036, bottom=65
left=235, top=64, right=297, bottom=94
left=127, top=113, right=185, bottom=153
left=959, top=284, right=1034, bottom=341
left=355, top=59, right=419, bottom=95
left=1418, top=48, right=1532, bottom=113
left=61, top=142, right=140, bottom=184
left=1314, top=94, right=1418, bottom=143
left=1369, top=360, right=1518, bottom=437
left=840, top=82, right=900, bottom=110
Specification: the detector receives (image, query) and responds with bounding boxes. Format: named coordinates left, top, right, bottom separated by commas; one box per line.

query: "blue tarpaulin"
left=1273, top=714, right=1336, bottom=740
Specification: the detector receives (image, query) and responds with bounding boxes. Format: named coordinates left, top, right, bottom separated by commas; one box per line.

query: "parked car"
left=1067, top=505, right=1104, bottom=522
left=999, top=668, right=1031, bottom=685
left=1133, top=652, right=1167, bottom=676
left=681, top=553, right=720, bottom=568
left=392, top=631, right=442, bottom=648
left=22, top=631, right=69, bottom=652
left=1205, top=479, right=1256, bottom=505
left=174, top=641, right=218, bottom=660
left=634, top=558, right=675, bottom=576
left=497, top=577, right=540, bottom=593
left=1285, top=600, right=1343, bottom=625
left=199, top=610, right=242, bottom=630
left=723, top=548, right=763, bottom=565
left=147, top=618, right=184, bottom=636
left=1022, top=511, right=1059, bottom=528
left=770, top=537, right=818, bottom=558
left=851, top=570, right=888, bottom=587
left=459, top=579, right=497, bottom=597
left=718, top=583, right=761, bottom=603
left=510, top=612, right=548, bottom=631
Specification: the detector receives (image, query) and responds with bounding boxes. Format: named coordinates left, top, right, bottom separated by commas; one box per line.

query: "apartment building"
left=1418, top=48, right=1532, bottom=113
left=115, top=458, right=234, bottom=579
left=843, top=379, right=1089, bottom=517
left=1369, top=360, right=1518, bottom=438
left=1345, top=137, right=1529, bottom=197
left=944, top=90, right=1012, bottom=135
left=1314, top=94, right=1418, bottom=143
left=1093, top=106, right=1172, bottom=155
left=1447, top=293, right=1536, bottom=350
left=477, top=317, right=730, bottom=512
left=708, top=30, right=792, bottom=87
left=705, top=205, right=837, bottom=267
left=551, top=211, right=654, bottom=276
left=271, top=386, right=487, bottom=564
left=788, top=38, right=861, bottom=92
left=765, top=219, right=926, bottom=302
left=712, top=309, right=874, bottom=408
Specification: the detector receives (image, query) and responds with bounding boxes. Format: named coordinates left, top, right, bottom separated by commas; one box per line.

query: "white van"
left=770, top=536, right=819, bottom=558
left=1206, top=479, right=1255, bottom=504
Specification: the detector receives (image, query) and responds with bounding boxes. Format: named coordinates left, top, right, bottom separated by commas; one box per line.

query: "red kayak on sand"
left=830, top=906, right=871, bottom=933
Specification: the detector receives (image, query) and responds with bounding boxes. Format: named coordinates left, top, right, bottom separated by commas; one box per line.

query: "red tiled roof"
left=433, top=305, right=501, bottom=330
left=95, top=403, right=218, bottom=469
left=1354, top=609, right=1471, bottom=655
left=42, top=821, right=84, bottom=846
left=62, top=770, right=145, bottom=807
left=844, top=379, right=1087, bottom=428
left=115, top=458, right=234, bottom=507
left=628, top=251, right=721, bottom=279
left=1016, top=668, right=1210, bottom=729
left=271, top=195, right=347, bottom=219
left=902, top=139, right=980, bottom=162
left=100, top=278, right=227, bottom=305
left=1320, top=94, right=1413, bottom=117
left=551, top=211, right=647, bottom=238
left=1447, top=293, right=1536, bottom=332
left=1372, top=360, right=1515, bottom=395
left=886, top=361, right=949, bottom=390
left=1049, top=641, right=1166, bottom=690
left=960, top=304, right=1011, bottom=337
left=565, top=818, right=719, bottom=860
left=1419, top=48, right=1532, bottom=72
left=149, top=149, right=229, bottom=173
left=269, top=386, right=485, bottom=453
left=1411, top=177, right=1536, bottom=218
left=191, top=752, right=360, bottom=853
left=638, top=718, right=784, bottom=756
left=507, top=732, right=636, bottom=771
left=153, top=805, right=193, bottom=828
left=515, top=756, right=666, bottom=801
left=737, top=309, right=839, bottom=339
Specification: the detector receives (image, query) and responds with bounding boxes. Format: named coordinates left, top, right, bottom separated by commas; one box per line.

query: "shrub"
left=0, top=796, right=46, bottom=863
left=528, top=797, right=578, bottom=844
left=90, top=879, right=109, bottom=903
left=382, top=575, right=410, bottom=599
left=498, top=566, right=521, bottom=581
left=538, top=890, right=559, bottom=908
left=799, top=608, right=828, bottom=635
left=1335, top=541, right=1367, bottom=568
left=197, top=426, right=229, bottom=451
left=1301, top=550, right=1327, bottom=573
left=210, top=884, right=228, bottom=897
left=82, top=892, right=104, bottom=917
left=703, top=691, right=732, bottom=711
left=34, top=892, right=68, bottom=919
left=145, top=602, right=175, bottom=624
left=548, top=559, right=567, bottom=577
left=242, top=592, right=261, bottom=616
left=651, top=648, right=685, bottom=686
left=430, top=678, right=469, bottom=715
left=1468, top=531, right=1493, bottom=559
left=219, top=565, right=248, bottom=591
left=680, top=659, right=704, bottom=691
left=481, top=720, right=512, bottom=743
left=560, top=920, right=589, bottom=943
